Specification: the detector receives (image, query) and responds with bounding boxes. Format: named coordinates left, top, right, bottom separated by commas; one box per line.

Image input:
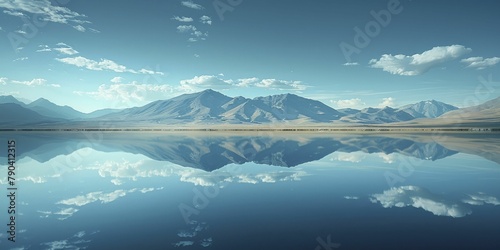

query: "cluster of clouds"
left=174, top=221, right=213, bottom=248
left=180, top=75, right=307, bottom=91
left=173, top=1, right=212, bottom=43
left=0, top=0, right=98, bottom=32
left=40, top=231, right=97, bottom=250
left=93, top=158, right=308, bottom=187
left=39, top=43, right=164, bottom=75
left=347, top=45, right=499, bottom=76
left=371, top=186, right=500, bottom=218
left=73, top=74, right=307, bottom=107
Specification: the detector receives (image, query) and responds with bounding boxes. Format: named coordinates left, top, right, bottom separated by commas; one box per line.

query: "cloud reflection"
left=462, top=192, right=500, bottom=206
left=371, top=186, right=472, bottom=218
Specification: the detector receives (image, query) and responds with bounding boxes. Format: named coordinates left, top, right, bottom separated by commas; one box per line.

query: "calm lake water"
left=1, top=132, right=500, bottom=249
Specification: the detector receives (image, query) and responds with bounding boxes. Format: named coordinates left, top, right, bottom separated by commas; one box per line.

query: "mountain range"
left=0, top=89, right=499, bottom=127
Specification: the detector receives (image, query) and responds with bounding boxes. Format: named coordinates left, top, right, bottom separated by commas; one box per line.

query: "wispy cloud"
left=0, top=77, right=7, bottom=85
left=73, top=25, right=86, bottom=32
left=56, top=56, right=164, bottom=75
left=3, top=9, right=25, bottom=17
left=58, top=190, right=129, bottom=206
left=13, top=57, right=28, bottom=62
left=181, top=1, right=204, bottom=10
left=343, top=62, right=359, bottom=66
left=200, top=15, right=212, bottom=25
left=461, top=57, right=500, bottom=70
left=369, top=45, right=472, bottom=76
left=12, top=78, right=47, bottom=86
left=36, top=43, right=79, bottom=55
left=172, top=16, right=194, bottom=22
left=110, top=77, right=124, bottom=83
left=0, top=0, right=90, bottom=28
left=253, top=79, right=307, bottom=91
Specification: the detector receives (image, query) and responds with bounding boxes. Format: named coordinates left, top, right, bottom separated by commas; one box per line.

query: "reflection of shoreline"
left=1, top=133, right=499, bottom=170
left=1, top=126, right=499, bottom=133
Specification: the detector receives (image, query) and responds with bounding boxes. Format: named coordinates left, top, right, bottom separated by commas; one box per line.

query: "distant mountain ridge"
left=398, top=100, right=458, bottom=118
left=0, top=90, right=497, bottom=127
left=100, top=89, right=343, bottom=124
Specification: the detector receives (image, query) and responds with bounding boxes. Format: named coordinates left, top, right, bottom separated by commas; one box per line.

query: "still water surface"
left=1, top=133, right=499, bottom=249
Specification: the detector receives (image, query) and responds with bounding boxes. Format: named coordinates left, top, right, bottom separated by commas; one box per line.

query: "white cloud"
left=369, top=45, right=472, bottom=76
left=3, top=9, right=25, bottom=17
left=371, top=186, right=472, bottom=218
left=0, top=77, right=7, bottom=85
left=461, top=57, right=500, bottom=70
left=36, top=44, right=52, bottom=52
left=343, top=62, right=359, bottom=66
left=12, top=78, right=47, bottom=86
left=176, top=25, right=207, bottom=39
left=462, top=193, right=500, bottom=206
left=51, top=84, right=61, bottom=88
left=173, top=16, right=194, bottom=22
left=200, top=15, right=212, bottom=25
left=110, top=77, right=124, bottom=83
left=236, top=77, right=259, bottom=87
left=36, top=43, right=79, bottom=55
left=15, top=29, right=27, bottom=35
left=13, top=57, right=28, bottom=62
left=54, top=47, right=79, bottom=55
left=181, top=1, right=204, bottom=10
left=56, top=56, right=164, bottom=75
left=0, top=0, right=89, bottom=27
left=331, top=98, right=365, bottom=109
left=378, top=97, right=395, bottom=108
left=253, top=79, right=307, bottom=91
left=0, top=26, right=3, bottom=31
left=75, top=82, right=174, bottom=105
left=73, top=25, right=86, bottom=32
left=180, top=75, right=233, bottom=91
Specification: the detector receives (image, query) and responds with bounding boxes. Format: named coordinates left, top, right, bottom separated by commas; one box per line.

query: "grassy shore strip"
left=1, top=127, right=499, bottom=133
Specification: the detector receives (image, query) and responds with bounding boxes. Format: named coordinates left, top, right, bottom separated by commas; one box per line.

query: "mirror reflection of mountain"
left=2, top=133, right=499, bottom=170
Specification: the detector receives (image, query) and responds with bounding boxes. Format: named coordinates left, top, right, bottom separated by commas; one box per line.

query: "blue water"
left=1, top=133, right=499, bottom=249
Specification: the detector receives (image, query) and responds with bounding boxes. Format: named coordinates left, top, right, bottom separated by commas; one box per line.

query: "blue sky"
left=1, top=0, right=500, bottom=113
